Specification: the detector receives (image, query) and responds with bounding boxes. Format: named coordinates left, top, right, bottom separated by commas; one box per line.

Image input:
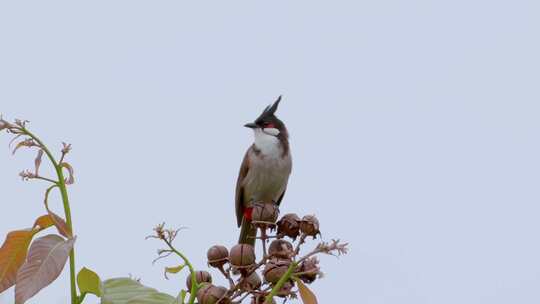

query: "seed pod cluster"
left=239, top=271, right=262, bottom=291
left=263, top=258, right=292, bottom=284
left=196, top=283, right=230, bottom=304
left=275, top=281, right=294, bottom=298
left=251, top=202, right=280, bottom=227
left=251, top=294, right=276, bottom=304
left=186, top=270, right=212, bottom=290
left=268, top=239, right=294, bottom=259
left=298, top=256, right=320, bottom=283
left=229, top=244, right=256, bottom=269
left=207, top=245, right=229, bottom=268
left=276, top=213, right=301, bottom=240
left=300, top=215, right=320, bottom=238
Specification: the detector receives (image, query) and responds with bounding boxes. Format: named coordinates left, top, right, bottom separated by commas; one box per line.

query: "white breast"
left=253, top=128, right=281, bottom=158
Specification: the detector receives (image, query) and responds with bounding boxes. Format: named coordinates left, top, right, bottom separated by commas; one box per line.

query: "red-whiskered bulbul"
left=236, top=96, right=292, bottom=245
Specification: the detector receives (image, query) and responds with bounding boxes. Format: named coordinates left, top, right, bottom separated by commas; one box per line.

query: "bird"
left=235, top=96, right=292, bottom=245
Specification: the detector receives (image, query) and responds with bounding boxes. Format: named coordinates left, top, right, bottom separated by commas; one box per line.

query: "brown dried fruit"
left=298, top=257, right=320, bottom=283
left=251, top=202, right=280, bottom=226
left=196, top=284, right=230, bottom=304
left=276, top=213, right=301, bottom=240
left=251, top=294, right=276, bottom=304
left=186, top=270, right=212, bottom=290
left=240, top=271, right=262, bottom=291
left=268, top=239, right=294, bottom=259
left=229, top=244, right=256, bottom=268
left=207, top=245, right=229, bottom=268
left=276, top=281, right=294, bottom=297
left=263, top=258, right=292, bottom=284
left=300, top=215, right=320, bottom=238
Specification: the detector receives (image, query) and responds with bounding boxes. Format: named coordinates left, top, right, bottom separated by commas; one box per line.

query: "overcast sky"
left=1, top=1, right=539, bottom=303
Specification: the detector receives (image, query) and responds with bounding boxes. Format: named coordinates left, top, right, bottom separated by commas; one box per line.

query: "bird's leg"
left=259, top=226, right=268, bottom=257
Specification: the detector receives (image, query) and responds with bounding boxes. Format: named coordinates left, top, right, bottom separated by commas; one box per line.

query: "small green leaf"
left=164, top=264, right=184, bottom=279
left=77, top=267, right=102, bottom=297
left=293, top=278, right=318, bottom=304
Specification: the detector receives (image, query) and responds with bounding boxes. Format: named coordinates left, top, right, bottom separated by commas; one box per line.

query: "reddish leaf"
left=15, top=235, right=76, bottom=304
left=32, top=215, right=55, bottom=231
left=47, top=211, right=72, bottom=239
left=43, top=189, right=72, bottom=238
left=0, top=230, right=34, bottom=293
left=59, top=162, right=75, bottom=185
left=294, top=278, right=318, bottom=304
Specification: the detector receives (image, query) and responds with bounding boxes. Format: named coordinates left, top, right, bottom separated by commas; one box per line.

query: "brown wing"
left=235, top=148, right=251, bottom=227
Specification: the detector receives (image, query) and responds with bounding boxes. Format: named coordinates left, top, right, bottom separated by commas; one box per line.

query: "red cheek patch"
left=244, top=207, right=253, bottom=221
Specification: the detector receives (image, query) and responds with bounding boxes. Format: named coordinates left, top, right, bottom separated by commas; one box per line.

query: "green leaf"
left=164, top=264, right=184, bottom=279
left=178, top=290, right=187, bottom=304
left=77, top=267, right=102, bottom=297
left=127, top=293, right=177, bottom=304
left=293, top=278, right=318, bottom=304
left=100, top=278, right=176, bottom=304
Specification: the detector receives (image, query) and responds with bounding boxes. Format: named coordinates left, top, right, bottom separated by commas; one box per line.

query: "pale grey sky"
left=1, top=1, right=539, bottom=303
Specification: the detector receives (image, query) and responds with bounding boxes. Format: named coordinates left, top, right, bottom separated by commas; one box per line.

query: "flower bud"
left=229, top=244, right=256, bottom=269
left=207, top=245, right=229, bottom=268
left=186, top=271, right=212, bottom=290
left=263, top=259, right=291, bottom=284
left=240, top=271, right=262, bottom=291
left=196, top=284, right=230, bottom=304
left=268, top=239, right=293, bottom=259
left=276, top=213, right=301, bottom=240
left=298, top=257, right=320, bottom=283
left=300, top=215, right=320, bottom=238
left=251, top=202, right=279, bottom=226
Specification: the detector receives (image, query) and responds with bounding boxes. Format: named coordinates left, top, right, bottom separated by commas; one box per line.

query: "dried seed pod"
left=251, top=294, right=276, bottom=304
left=298, top=257, right=320, bottom=283
left=276, top=213, right=301, bottom=240
left=196, top=284, right=230, bottom=304
left=300, top=215, right=320, bottom=238
left=276, top=281, right=294, bottom=298
left=251, top=202, right=280, bottom=226
left=186, top=270, right=212, bottom=290
left=229, top=244, right=256, bottom=268
left=263, top=258, right=292, bottom=284
left=268, top=239, right=294, bottom=259
left=207, top=245, right=229, bottom=268
left=240, top=271, right=262, bottom=291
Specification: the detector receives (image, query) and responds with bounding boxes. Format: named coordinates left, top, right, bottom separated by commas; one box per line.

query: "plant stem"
left=264, top=262, right=297, bottom=304
left=163, top=239, right=199, bottom=304
left=22, top=128, right=78, bottom=304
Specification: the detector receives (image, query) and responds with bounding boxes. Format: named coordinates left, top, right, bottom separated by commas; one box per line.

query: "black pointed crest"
left=256, top=95, right=282, bottom=122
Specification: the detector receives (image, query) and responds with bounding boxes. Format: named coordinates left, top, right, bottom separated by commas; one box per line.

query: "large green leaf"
left=77, top=267, right=102, bottom=296
left=101, top=278, right=176, bottom=304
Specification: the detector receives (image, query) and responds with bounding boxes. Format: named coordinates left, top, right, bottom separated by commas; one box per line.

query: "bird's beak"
left=244, top=122, right=258, bottom=129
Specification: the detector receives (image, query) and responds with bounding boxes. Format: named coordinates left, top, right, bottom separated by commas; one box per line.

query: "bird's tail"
left=238, top=217, right=257, bottom=246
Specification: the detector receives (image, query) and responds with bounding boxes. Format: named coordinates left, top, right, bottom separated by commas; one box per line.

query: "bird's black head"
left=244, top=96, right=287, bottom=138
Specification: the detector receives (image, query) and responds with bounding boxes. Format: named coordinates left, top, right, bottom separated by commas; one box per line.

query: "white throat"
left=253, top=128, right=281, bottom=156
